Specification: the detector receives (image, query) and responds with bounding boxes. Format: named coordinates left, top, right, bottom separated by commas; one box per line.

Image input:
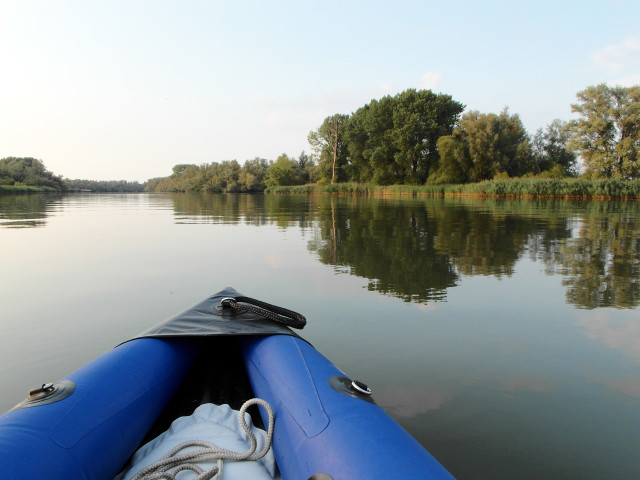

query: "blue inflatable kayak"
left=0, top=288, right=455, bottom=480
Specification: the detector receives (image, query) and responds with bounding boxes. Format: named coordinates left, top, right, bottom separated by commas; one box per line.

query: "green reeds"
left=265, top=179, right=640, bottom=199
left=0, top=185, right=58, bottom=194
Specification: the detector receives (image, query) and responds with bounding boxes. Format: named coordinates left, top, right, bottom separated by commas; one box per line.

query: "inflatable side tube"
left=242, top=335, right=455, bottom=480
left=0, top=338, right=196, bottom=480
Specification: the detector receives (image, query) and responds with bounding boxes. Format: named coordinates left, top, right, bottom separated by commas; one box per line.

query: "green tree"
left=308, top=114, right=350, bottom=184
left=343, top=90, right=464, bottom=185
left=390, top=89, right=465, bottom=184
left=454, top=109, right=533, bottom=181
left=431, top=133, right=472, bottom=184
left=295, top=151, right=318, bottom=184
left=174, top=164, right=202, bottom=192
left=148, top=159, right=273, bottom=193
left=531, top=119, right=577, bottom=175
left=265, top=154, right=300, bottom=187
left=343, top=104, right=374, bottom=182
left=568, top=84, right=640, bottom=179
left=239, top=158, right=270, bottom=192
left=496, top=109, right=533, bottom=176
left=203, top=160, right=242, bottom=192
left=0, top=157, right=66, bottom=191
left=457, top=111, right=498, bottom=181
left=172, top=164, right=196, bottom=176
left=361, top=96, right=398, bottom=184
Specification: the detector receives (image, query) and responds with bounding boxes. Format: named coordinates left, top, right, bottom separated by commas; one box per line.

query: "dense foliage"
left=304, top=84, right=638, bottom=185
left=303, top=89, right=589, bottom=186
left=0, top=157, right=66, bottom=192
left=309, top=89, right=465, bottom=185
left=432, top=109, right=534, bottom=183
left=568, top=84, right=640, bottom=180
left=532, top=119, right=578, bottom=176
left=146, top=159, right=271, bottom=193
left=145, top=155, right=317, bottom=193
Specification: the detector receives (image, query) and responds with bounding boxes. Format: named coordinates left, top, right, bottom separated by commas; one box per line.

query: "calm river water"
left=1, top=193, right=639, bottom=479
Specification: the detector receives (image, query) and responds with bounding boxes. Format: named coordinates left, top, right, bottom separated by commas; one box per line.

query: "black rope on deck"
left=222, top=296, right=307, bottom=329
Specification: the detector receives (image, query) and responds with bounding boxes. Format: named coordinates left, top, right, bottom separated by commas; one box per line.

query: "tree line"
left=65, top=179, right=145, bottom=192
left=144, top=154, right=319, bottom=193
left=149, top=83, right=638, bottom=192
left=0, top=157, right=146, bottom=193
left=3, top=83, right=637, bottom=194
left=307, top=84, right=639, bottom=185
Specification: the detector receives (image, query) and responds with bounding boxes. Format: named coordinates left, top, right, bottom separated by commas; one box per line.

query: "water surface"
left=1, top=193, right=639, bottom=479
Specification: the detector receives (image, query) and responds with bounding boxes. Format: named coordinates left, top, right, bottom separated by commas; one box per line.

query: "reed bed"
left=265, top=179, right=640, bottom=199
left=0, top=185, right=59, bottom=194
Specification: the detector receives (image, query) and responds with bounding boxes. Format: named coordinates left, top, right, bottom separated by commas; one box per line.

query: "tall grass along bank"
left=0, top=185, right=59, bottom=194
left=266, top=179, right=640, bottom=200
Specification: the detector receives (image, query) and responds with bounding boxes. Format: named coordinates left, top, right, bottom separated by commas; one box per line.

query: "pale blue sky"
left=1, top=0, right=639, bottom=181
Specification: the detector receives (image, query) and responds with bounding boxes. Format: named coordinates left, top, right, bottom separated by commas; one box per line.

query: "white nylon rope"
left=130, top=398, right=275, bottom=480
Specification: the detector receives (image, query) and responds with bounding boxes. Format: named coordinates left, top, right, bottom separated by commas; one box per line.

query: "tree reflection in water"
left=165, top=193, right=640, bottom=309
left=303, top=196, right=640, bottom=309
left=0, top=193, right=63, bottom=228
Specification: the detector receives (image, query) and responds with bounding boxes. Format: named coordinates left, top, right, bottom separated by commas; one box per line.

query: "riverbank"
left=266, top=178, right=640, bottom=200
left=0, top=185, right=60, bottom=194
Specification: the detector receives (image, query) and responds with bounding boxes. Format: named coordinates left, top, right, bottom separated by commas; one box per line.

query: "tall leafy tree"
left=265, top=154, right=306, bottom=187
left=453, top=109, right=533, bottom=181
left=495, top=108, right=533, bottom=176
left=308, top=114, right=350, bottom=184
left=390, top=89, right=465, bottom=183
left=341, top=89, right=464, bottom=185
left=343, top=104, right=374, bottom=182
left=239, top=157, right=270, bottom=192
left=457, top=111, right=499, bottom=181
left=296, top=150, right=318, bottom=184
left=531, top=119, right=577, bottom=175
left=432, top=134, right=472, bottom=184
left=360, top=96, right=397, bottom=184
left=568, top=84, right=640, bottom=180
left=203, top=160, right=242, bottom=192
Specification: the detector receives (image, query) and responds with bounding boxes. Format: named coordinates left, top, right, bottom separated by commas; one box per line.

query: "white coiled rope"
left=130, top=398, right=274, bottom=480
